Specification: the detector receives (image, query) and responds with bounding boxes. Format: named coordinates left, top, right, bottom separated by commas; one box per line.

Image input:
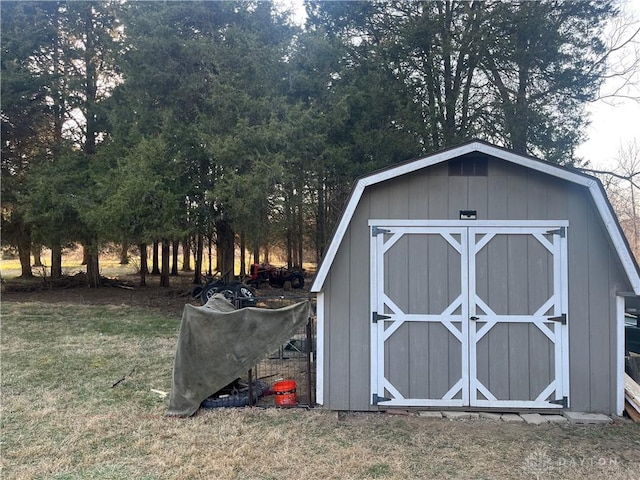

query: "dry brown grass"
left=2, top=301, right=639, bottom=480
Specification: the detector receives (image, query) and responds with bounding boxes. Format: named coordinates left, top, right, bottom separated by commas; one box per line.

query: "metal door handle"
left=470, top=316, right=479, bottom=321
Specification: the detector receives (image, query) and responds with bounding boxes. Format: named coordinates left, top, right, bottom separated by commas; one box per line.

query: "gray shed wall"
left=322, top=157, right=632, bottom=413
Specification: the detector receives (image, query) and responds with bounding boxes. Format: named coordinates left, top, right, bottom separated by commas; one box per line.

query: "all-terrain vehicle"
left=246, top=263, right=305, bottom=289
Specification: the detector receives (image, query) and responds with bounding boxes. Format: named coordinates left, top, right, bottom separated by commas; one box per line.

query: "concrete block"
left=543, top=414, right=568, bottom=424
left=521, top=413, right=549, bottom=425
left=563, top=411, right=612, bottom=425
left=417, top=411, right=443, bottom=418
left=442, top=411, right=478, bottom=420
left=385, top=409, right=411, bottom=416
left=501, top=413, right=525, bottom=423
left=479, top=412, right=502, bottom=421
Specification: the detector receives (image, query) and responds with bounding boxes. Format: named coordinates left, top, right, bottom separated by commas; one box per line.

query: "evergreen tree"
left=481, top=0, right=615, bottom=164
left=1, top=1, right=59, bottom=277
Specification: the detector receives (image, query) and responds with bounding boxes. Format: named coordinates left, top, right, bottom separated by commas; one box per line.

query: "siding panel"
left=428, top=171, right=449, bottom=219
left=385, top=235, right=410, bottom=397
left=469, top=176, right=488, bottom=220
left=320, top=154, right=627, bottom=413
left=587, top=203, right=612, bottom=412
left=327, top=236, right=351, bottom=410
left=408, top=170, right=430, bottom=219
left=349, top=193, right=373, bottom=410
left=449, top=177, right=468, bottom=219
left=567, top=185, right=592, bottom=411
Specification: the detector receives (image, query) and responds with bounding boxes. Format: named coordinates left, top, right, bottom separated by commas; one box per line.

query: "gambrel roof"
left=310, top=140, right=640, bottom=294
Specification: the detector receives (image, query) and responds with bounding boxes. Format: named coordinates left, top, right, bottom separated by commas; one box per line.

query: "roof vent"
left=448, top=156, right=488, bottom=176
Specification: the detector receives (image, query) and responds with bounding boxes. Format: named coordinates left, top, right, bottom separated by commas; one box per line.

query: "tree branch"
left=578, top=167, right=640, bottom=189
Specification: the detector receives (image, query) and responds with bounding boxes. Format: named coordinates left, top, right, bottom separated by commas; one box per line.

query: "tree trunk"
left=33, top=244, right=43, bottom=267
left=296, top=191, right=304, bottom=268
left=208, top=233, right=213, bottom=276
left=120, top=241, right=129, bottom=265
left=85, top=242, right=100, bottom=288
left=216, top=218, right=235, bottom=283
left=171, top=240, right=179, bottom=276
left=194, top=233, right=203, bottom=284
left=182, top=237, right=192, bottom=271
left=51, top=243, right=63, bottom=279
left=439, top=2, right=456, bottom=146
left=151, top=240, right=160, bottom=274
left=160, top=241, right=170, bottom=287
left=253, top=239, right=260, bottom=264
left=82, top=3, right=97, bottom=157
left=286, top=228, right=292, bottom=269
left=316, top=178, right=326, bottom=264
left=510, top=64, right=529, bottom=154
left=81, top=4, right=99, bottom=289
left=139, top=243, right=148, bottom=286
left=17, top=237, right=33, bottom=278
left=239, top=232, right=246, bottom=276
left=285, top=193, right=293, bottom=269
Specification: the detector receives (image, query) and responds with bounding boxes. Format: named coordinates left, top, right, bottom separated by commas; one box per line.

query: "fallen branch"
left=111, top=368, right=136, bottom=388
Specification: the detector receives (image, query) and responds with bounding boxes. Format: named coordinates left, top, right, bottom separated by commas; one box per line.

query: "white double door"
left=370, top=221, right=569, bottom=409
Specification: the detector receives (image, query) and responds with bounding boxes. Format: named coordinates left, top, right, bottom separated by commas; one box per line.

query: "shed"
left=310, top=140, right=640, bottom=415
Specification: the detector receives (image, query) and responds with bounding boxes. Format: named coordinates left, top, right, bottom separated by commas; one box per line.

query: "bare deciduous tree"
left=584, top=139, right=640, bottom=261
left=594, top=2, right=640, bottom=103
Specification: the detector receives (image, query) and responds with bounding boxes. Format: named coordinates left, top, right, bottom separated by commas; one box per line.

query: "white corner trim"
left=315, top=291, right=324, bottom=405
left=616, top=295, right=625, bottom=416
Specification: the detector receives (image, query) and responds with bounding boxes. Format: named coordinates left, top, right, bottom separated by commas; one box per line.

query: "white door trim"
left=370, top=221, right=570, bottom=409
left=369, top=220, right=569, bottom=228
left=371, top=225, right=468, bottom=406
left=467, top=226, right=568, bottom=409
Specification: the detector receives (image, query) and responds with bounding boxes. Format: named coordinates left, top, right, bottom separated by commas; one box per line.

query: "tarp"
left=167, top=294, right=312, bottom=417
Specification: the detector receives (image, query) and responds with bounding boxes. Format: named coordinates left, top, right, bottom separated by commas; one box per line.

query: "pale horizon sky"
left=577, top=0, right=640, bottom=170
left=578, top=97, right=639, bottom=170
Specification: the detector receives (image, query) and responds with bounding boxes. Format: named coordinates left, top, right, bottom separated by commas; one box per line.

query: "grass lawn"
left=1, top=301, right=639, bottom=479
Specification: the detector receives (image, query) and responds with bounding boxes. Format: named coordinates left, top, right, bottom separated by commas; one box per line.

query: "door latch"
left=470, top=316, right=479, bottom=321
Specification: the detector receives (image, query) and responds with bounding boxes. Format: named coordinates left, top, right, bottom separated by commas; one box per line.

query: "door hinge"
left=550, top=396, right=568, bottom=408
left=371, top=226, right=390, bottom=237
left=372, top=312, right=391, bottom=323
left=547, top=227, right=566, bottom=238
left=548, top=313, right=567, bottom=325
left=372, top=394, right=391, bottom=405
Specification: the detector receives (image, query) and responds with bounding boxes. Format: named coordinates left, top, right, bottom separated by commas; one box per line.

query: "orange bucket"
left=273, top=380, right=297, bottom=407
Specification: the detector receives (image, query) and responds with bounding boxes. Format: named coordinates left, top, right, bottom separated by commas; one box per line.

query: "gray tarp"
left=167, top=294, right=312, bottom=417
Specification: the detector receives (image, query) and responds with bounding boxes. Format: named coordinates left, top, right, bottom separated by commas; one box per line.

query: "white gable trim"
left=310, top=141, right=640, bottom=294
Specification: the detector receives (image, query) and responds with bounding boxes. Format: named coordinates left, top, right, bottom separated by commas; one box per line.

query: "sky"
left=278, top=0, right=639, bottom=171
left=578, top=96, right=639, bottom=170
left=576, top=0, right=640, bottom=170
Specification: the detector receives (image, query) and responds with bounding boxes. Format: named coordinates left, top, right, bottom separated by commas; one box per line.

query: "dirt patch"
left=1, top=272, right=312, bottom=317
left=2, top=274, right=193, bottom=316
